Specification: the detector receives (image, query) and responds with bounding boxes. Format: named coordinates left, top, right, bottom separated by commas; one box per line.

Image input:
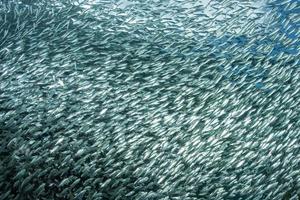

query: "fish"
left=0, top=0, right=299, bottom=199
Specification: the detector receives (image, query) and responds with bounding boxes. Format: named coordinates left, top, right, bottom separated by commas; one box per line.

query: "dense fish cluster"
left=0, top=0, right=299, bottom=199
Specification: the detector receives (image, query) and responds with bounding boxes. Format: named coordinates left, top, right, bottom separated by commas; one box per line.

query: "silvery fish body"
left=0, top=0, right=299, bottom=199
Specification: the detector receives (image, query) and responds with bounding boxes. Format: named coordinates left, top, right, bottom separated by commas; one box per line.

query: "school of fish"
left=0, top=0, right=299, bottom=199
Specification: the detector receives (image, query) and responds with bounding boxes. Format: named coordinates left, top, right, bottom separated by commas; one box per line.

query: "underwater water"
left=0, top=0, right=299, bottom=199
